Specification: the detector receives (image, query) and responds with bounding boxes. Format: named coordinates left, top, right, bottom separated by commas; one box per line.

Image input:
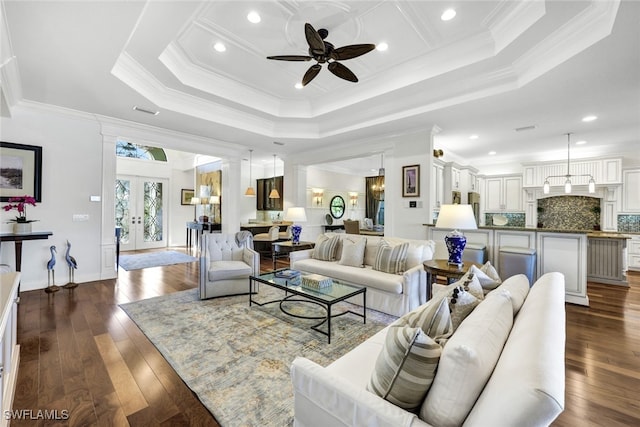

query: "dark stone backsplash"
left=536, top=196, right=600, bottom=231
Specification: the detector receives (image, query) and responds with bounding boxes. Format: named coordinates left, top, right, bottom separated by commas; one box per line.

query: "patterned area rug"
left=119, top=286, right=396, bottom=426
left=118, top=251, right=197, bottom=271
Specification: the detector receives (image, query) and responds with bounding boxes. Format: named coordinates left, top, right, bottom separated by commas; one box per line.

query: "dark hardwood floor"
left=10, top=248, right=640, bottom=426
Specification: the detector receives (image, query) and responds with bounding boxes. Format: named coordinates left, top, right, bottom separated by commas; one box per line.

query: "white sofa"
left=291, top=272, right=566, bottom=427
left=289, top=233, right=436, bottom=317
left=199, top=233, right=260, bottom=299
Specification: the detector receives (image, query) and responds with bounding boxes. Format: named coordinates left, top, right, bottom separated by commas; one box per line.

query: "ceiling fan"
left=267, top=23, right=375, bottom=86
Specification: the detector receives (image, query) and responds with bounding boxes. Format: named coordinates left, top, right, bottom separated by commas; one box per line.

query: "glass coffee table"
left=249, top=269, right=366, bottom=344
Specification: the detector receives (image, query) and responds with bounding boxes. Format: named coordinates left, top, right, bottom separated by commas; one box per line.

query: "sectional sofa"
left=291, top=272, right=566, bottom=427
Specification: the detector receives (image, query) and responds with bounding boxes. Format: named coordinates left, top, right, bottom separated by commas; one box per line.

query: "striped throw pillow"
left=373, top=240, right=409, bottom=274
left=312, top=234, right=340, bottom=261
left=367, top=325, right=442, bottom=410
left=400, top=296, right=453, bottom=340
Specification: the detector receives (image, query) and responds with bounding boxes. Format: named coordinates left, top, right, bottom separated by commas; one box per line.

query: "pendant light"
left=269, top=154, right=280, bottom=199
left=244, top=149, right=256, bottom=196
left=378, top=153, right=385, bottom=176
left=543, top=133, right=596, bottom=194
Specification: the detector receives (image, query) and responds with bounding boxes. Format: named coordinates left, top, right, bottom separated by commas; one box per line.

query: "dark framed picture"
left=402, top=164, right=420, bottom=197
left=0, top=141, right=43, bottom=202
left=181, top=189, right=195, bottom=205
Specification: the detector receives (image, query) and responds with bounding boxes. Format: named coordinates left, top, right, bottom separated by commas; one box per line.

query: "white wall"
left=1, top=106, right=104, bottom=291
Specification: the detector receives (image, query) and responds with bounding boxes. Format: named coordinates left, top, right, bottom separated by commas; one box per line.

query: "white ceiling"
left=1, top=0, right=639, bottom=175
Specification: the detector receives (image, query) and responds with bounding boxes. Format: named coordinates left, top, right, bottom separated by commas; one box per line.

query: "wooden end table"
left=423, top=259, right=483, bottom=301
left=271, top=241, right=315, bottom=270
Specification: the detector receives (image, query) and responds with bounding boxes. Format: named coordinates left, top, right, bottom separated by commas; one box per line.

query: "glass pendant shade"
left=588, top=178, right=596, bottom=193
left=564, top=179, right=572, bottom=194
left=543, top=180, right=550, bottom=194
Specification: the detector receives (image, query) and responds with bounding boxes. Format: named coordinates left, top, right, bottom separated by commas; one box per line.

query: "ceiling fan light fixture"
left=376, top=42, right=388, bottom=51
left=294, top=82, right=303, bottom=89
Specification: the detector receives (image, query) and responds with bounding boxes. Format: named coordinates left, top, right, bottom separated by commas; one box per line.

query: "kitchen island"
left=586, top=232, right=631, bottom=286
left=425, top=225, right=591, bottom=306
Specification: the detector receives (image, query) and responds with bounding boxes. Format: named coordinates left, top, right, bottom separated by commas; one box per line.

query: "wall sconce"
left=433, top=149, right=444, bottom=158
left=349, top=192, right=358, bottom=207
left=313, top=189, right=324, bottom=206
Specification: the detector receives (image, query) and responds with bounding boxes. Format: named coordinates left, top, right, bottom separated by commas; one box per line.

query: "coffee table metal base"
left=249, top=275, right=366, bottom=344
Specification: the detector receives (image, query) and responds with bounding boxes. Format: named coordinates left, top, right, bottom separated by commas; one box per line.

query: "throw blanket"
left=235, top=230, right=254, bottom=249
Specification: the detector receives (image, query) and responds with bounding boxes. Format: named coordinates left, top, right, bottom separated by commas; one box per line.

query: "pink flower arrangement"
left=3, top=195, right=38, bottom=223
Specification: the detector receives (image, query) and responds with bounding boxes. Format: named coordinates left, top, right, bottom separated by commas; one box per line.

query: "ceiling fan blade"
left=332, top=44, right=376, bottom=61
left=302, top=64, right=322, bottom=86
left=328, top=62, right=358, bottom=82
left=305, top=23, right=325, bottom=55
left=267, top=55, right=313, bottom=61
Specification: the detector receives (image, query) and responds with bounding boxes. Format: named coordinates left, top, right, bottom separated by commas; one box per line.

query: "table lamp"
left=209, top=195, right=220, bottom=223
left=284, top=207, right=307, bottom=245
left=190, top=197, right=201, bottom=222
left=435, top=204, right=478, bottom=267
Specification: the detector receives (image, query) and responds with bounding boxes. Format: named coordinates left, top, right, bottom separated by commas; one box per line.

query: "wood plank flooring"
left=10, top=249, right=640, bottom=426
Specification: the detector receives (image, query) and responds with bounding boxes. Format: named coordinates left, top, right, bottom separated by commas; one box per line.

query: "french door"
left=115, top=175, right=168, bottom=251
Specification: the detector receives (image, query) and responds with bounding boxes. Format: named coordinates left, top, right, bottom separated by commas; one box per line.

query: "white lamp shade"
left=284, top=207, right=307, bottom=223
left=190, top=197, right=201, bottom=205
left=435, top=204, right=478, bottom=230
left=209, top=195, right=220, bottom=204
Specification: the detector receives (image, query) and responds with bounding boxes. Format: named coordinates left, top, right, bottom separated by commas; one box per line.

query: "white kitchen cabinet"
left=628, top=235, right=640, bottom=272
left=0, top=272, right=20, bottom=426
left=432, top=162, right=444, bottom=209
left=622, top=169, right=640, bottom=212
left=484, top=175, right=523, bottom=212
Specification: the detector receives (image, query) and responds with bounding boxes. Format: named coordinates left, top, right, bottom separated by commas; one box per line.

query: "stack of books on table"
left=274, top=269, right=301, bottom=280
left=301, top=274, right=333, bottom=289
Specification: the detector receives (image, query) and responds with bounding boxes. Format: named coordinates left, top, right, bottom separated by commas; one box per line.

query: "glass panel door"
left=116, top=175, right=168, bottom=251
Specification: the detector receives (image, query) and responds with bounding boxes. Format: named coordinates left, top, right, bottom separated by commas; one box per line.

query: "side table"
left=272, top=241, right=315, bottom=270
left=423, top=259, right=483, bottom=301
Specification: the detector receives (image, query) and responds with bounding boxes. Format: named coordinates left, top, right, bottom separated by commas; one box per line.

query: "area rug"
left=118, top=251, right=197, bottom=271
left=119, top=286, right=396, bottom=426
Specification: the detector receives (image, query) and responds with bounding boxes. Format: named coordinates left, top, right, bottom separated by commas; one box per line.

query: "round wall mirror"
left=330, top=195, right=346, bottom=219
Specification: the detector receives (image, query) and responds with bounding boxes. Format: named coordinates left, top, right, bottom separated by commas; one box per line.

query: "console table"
left=186, top=222, right=221, bottom=250
left=0, top=231, right=53, bottom=293
left=271, top=241, right=315, bottom=270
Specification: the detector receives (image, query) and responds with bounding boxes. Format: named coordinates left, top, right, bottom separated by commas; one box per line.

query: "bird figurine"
left=63, top=240, right=79, bottom=290
left=45, top=245, right=60, bottom=293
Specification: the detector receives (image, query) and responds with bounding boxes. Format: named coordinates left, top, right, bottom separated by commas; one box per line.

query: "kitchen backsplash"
left=618, top=214, right=640, bottom=233
left=537, top=196, right=600, bottom=230
left=483, top=212, right=525, bottom=227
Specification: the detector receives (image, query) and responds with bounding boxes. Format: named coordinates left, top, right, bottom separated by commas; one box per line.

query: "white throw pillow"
left=367, top=325, right=442, bottom=411
left=450, top=271, right=484, bottom=301
left=470, top=262, right=502, bottom=290
left=420, top=292, right=513, bottom=427
left=338, top=237, right=366, bottom=267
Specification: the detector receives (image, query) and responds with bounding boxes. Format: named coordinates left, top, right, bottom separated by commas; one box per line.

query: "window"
left=116, top=140, right=167, bottom=161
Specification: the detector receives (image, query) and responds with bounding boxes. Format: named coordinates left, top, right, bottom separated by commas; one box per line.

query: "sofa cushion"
left=293, top=259, right=404, bottom=294
left=492, top=273, right=529, bottom=315
left=207, top=260, right=253, bottom=281
left=313, top=234, right=340, bottom=261
left=374, top=240, right=409, bottom=274
left=367, top=325, right=442, bottom=411
left=339, top=236, right=366, bottom=268
left=420, top=292, right=513, bottom=427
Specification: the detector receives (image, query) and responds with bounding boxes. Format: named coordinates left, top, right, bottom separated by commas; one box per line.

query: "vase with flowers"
left=3, top=195, right=38, bottom=234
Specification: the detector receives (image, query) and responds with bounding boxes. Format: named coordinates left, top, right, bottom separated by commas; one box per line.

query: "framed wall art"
left=402, top=164, right=420, bottom=197
left=181, top=189, right=195, bottom=205
left=0, top=141, right=43, bottom=202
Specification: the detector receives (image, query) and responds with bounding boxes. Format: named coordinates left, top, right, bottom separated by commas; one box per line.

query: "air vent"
left=515, top=125, right=536, bottom=132
left=133, top=106, right=159, bottom=115
left=273, top=141, right=285, bottom=146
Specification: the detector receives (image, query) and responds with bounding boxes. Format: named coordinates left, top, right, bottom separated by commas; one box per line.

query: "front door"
left=115, top=175, right=168, bottom=251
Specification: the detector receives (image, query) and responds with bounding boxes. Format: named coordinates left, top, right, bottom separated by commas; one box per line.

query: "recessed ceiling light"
left=488, top=151, right=497, bottom=155
left=213, top=42, right=226, bottom=52
left=247, top=11, right=261, bottom=23
left=575, top=140, right=587, bottom=145
left=376, top=42, right=388, bottom=51
left=294, top=82, right=303, bottom=89
left=582, top=115, right=597, bottom=122
left=469, top=134, right=479, bottom=140
left=441, top=8, right=456, bottom=21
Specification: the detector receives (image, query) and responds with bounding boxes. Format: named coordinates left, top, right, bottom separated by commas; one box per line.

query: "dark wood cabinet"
left=257, top=176, right=283, bottom=211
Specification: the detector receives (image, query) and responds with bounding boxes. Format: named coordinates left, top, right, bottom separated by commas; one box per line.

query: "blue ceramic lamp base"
left=291, top=225, right=302, bottom=244
left=445, top=230, right=467, bottom=267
